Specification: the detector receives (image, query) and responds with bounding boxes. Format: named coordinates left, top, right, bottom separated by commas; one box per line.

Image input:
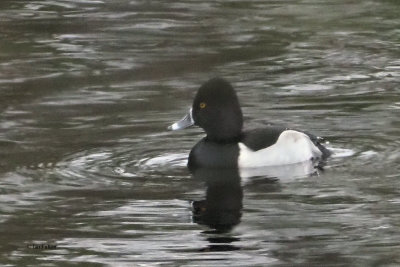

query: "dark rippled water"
left=1, top=0, right=400, bottom=266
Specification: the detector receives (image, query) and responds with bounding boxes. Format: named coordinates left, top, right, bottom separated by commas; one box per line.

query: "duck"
left=169, top=77, right=331, bottom=170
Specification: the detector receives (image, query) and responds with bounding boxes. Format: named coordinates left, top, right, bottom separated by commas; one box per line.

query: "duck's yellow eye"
left=199, top=102, right=206, bottom=109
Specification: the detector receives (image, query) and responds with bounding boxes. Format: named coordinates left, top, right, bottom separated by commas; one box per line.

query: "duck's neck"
left=201, top=105, right=243, bottom=143
left=205, top=131, right=243, bottom=143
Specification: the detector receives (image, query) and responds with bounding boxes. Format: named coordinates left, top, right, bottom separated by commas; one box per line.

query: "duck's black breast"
left=188, top=138, right=239, bottom=170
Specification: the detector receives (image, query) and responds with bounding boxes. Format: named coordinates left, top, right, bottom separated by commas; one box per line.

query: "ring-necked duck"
left=169, top=77, right=331, bottom=169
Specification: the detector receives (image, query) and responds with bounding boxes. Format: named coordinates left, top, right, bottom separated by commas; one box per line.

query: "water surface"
left=1, top=0, right=400, bottom=266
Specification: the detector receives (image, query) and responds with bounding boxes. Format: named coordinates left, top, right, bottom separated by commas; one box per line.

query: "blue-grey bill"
left=168, top=108, right=194, bottom=130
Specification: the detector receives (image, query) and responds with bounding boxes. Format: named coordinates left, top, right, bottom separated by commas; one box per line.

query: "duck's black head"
left=168, top=77, right=243, bottom=142
left=192, top=77, right=243, bottom=142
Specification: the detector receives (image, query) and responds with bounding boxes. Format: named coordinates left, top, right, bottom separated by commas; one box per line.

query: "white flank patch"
left=238, top=130, right=322, bottom=168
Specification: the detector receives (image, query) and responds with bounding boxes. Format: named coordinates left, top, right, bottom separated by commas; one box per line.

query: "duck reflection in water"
left=189, top=159, right=322, bottom=233
left=191, top=167, right=243, bottom=233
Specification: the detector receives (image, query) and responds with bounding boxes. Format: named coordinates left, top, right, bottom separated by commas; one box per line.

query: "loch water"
left=1, top=0, right=400, bottom=266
